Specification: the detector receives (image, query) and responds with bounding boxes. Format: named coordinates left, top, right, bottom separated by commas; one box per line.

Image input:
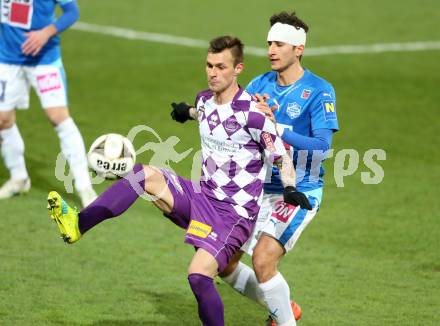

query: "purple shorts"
left=161, top=169, right=255, bottom=273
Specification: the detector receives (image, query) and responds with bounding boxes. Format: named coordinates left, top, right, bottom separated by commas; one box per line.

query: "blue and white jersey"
left=246, top=69, right=339, bottom=199
left=0, top=0, right=74, bottom=65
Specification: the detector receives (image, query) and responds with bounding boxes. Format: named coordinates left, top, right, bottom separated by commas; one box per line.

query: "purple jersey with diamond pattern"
left=195, top=87, right=286, bottom=220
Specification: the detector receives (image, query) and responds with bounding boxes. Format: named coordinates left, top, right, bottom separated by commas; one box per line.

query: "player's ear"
left=234, top=63, right=244, bottom=76
left=295, top=45, right=305, bottom=57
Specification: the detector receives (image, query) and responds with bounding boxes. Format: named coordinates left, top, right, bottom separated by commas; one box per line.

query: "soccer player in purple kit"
left=46, top=36, right=311, bottom=326
left=0, top=0, right=97, bottom=206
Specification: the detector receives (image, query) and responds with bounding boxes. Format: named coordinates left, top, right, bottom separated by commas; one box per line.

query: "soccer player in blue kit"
left=215, top=12, right=340, bottom=326
left=0, top=0, right=97, bottom=206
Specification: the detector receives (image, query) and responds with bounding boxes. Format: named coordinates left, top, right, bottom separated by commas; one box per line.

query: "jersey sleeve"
left=309, top=86, right=339, bottom=132
left=247, top=104, right=286, bottom=161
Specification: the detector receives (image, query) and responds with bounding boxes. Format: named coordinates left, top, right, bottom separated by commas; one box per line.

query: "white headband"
left=267, top=22, right=307, bottom=46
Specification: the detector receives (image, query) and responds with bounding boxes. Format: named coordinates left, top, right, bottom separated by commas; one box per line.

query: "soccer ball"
left=88, top=133, right=136, bottom=179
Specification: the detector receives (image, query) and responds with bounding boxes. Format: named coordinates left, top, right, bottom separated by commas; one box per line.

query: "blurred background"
left=1, top=0, right=439, bottom=325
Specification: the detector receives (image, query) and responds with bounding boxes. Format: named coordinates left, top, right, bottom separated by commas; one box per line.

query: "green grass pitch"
left=1, top=0, right=439, bottom=325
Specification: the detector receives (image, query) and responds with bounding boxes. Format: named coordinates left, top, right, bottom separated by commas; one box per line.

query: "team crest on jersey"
left=286, top=102, right=301, bottom=119
left=301, top=89, right=311, bottom=99
left=224, top=117, right=240, bottom=133
left=1, top=0, right=34, bottom=29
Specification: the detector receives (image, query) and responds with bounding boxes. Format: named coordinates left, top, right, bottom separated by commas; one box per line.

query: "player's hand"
left=254, top=93, right=277, bottom=124
left=283, top=186, right=312, bottom=210
left=171, top=102, right=194, bottom=123
left=21, top=26, right=55, bottom=56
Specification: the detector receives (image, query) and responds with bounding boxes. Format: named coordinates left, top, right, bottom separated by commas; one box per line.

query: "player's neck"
left=214, top=83, right=240, bottom=105
left=277, top=63, right=304, bottom=86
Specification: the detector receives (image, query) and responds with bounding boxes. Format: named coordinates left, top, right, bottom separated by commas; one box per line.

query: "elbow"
left=73, top=7, right=80, bottom=22
left=64, top=3, right=80, bottom=23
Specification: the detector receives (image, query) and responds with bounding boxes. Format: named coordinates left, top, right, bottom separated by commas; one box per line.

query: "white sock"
left=55, top=118, right=91, bottom=192
left=0, top=124, right=28, bottom=180
left=221, top=261, right=265, bottom=306
left=259, top=272, right=296, bottom=326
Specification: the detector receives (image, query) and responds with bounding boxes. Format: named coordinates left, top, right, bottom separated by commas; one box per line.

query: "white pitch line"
left=72, top=21, right=440, bottom=57
left=305, top=41, right=440, bottom=56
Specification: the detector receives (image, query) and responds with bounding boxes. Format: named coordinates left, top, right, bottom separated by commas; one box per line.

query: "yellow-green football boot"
left=47, top=191, right=81, bottom=243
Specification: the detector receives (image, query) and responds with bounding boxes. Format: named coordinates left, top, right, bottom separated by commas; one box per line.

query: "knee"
left=252, top=251, right=277, bottom=283
left=142, top=165, right=161, bottom=190
left=46, top=107, right=70, bottom=126
left=142, top=165, right=156, bottom=179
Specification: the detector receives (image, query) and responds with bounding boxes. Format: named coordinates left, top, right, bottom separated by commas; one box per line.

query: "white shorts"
left=242, top=193, right=319, bottom=255
left=0, top=60, right=68, bottom=111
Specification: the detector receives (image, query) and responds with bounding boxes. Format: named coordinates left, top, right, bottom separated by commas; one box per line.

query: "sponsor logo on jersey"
left=271, top=200, right=297, bottom=223
left=322, top=100, right=337, bottom=120
left=201, top=135, right=240, bottom=155
left=301, top=89, right=311, bottom=99
left=36, top=72, right=61, bottom=93
left=1, top=0, right=34, bottom=29
left=286, top=102, right=301, bottom=119
left=187, top=220, right=212, bottom=238
left=262, top=132, right=276, bottom=153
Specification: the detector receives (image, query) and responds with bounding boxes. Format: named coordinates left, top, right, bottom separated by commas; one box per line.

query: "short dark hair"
left=208, top=35, right=244, bottom=66
left=270, top=11, right=309, bottom=33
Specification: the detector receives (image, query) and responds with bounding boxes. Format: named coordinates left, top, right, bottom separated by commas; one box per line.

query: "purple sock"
left=188, top=273, right=224, bottom=326
left=78, top=164, right=145, bottom=234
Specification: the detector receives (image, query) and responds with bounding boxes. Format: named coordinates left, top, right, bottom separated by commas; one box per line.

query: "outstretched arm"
left=21, top=1, right=80, bottom=56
